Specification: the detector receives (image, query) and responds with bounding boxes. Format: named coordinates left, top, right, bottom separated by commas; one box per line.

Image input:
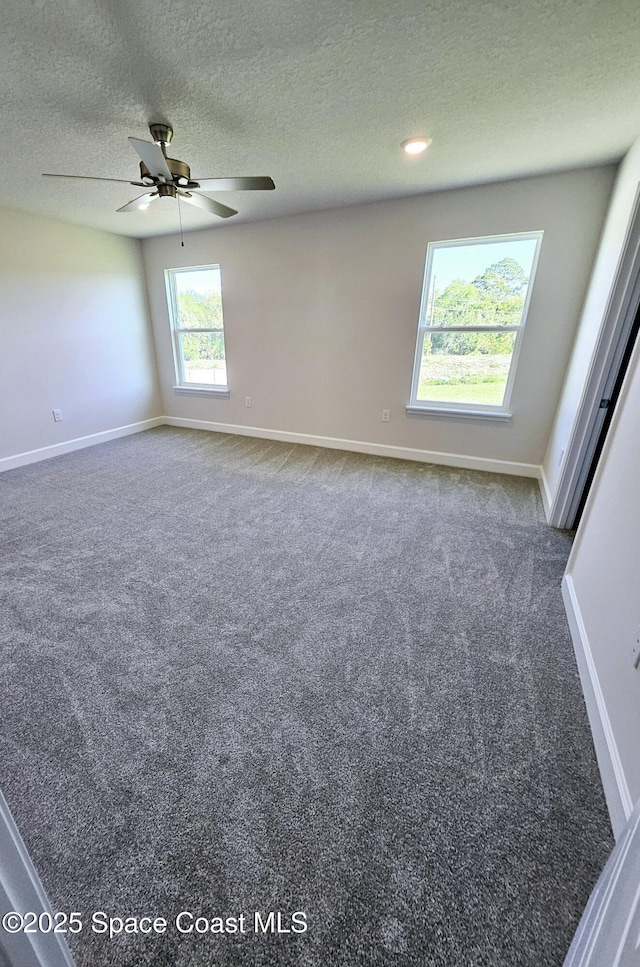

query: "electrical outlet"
left=245, top=396, right=252, bottom=408
left=632, top=626, right=640, bottom=670
left=381, top=409, right=390, bottom=423
left=52, top=409, right=63, bottom=422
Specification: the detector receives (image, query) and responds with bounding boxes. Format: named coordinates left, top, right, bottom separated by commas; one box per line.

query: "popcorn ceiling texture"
left=0, top=427, right=613, bottom=966
left=2, top=0, right=640, bottom=237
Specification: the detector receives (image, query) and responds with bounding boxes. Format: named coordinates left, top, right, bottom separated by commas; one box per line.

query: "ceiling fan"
left=43, top=123, right=275, bottom=219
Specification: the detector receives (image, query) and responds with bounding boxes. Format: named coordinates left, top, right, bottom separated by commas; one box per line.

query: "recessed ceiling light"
left=402, top=137, right=432, bottom=155
left=138, top=201, right=150, bottom=210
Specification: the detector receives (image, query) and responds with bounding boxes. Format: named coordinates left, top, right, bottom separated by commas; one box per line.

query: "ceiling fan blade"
left=43, top=173, right=146, bottom=186
left=179, top=191, right=237, bottom=218
left=194, top=176, right=275, bottom=192
left=128, top=138, right=172, bottom=181
left=117, top=192, right=158, bottom=213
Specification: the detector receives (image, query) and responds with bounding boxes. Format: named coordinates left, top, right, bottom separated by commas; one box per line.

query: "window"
left=409, top=232, right=543, bottom=416
left=165, top=265, right=227, bottom=393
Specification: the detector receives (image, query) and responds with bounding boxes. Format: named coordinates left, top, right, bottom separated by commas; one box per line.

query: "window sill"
left=173, top=386, right=230, bottom=399
left=405, top=404, right=512, bottom=423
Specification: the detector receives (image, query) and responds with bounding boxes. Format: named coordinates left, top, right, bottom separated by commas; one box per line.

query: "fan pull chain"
left=177, top=192, right=185, bottom=247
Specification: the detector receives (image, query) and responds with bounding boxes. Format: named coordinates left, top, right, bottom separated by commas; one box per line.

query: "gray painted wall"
left=142, top=167, right=614, bottom=470
left=0, top=209, right=162, bottom=461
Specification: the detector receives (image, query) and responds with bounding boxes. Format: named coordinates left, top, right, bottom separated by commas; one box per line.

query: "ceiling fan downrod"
left=149, top=123, right=173, bottom=147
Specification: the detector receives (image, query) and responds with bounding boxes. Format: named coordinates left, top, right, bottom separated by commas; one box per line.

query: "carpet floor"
left=0, top=427, right=613, bottom=966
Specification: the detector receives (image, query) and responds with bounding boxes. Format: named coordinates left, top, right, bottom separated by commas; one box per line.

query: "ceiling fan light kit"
left=43, top=123, right=275, bottom=224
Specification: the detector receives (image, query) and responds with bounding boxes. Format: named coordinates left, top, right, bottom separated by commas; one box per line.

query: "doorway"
left=549, top=188, right=640, bottom=531
left=568, top=286, right=640, bottom=528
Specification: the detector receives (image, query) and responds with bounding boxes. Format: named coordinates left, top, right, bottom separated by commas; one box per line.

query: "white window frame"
left=165, top=264, right=229, bottom=397
left=407, top=231, right=543, bottom=420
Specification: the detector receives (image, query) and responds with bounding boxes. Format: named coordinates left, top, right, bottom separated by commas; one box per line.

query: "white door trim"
left=549, top=186, right=640, bottom=529
left=0, top=791, right=75, bottom=967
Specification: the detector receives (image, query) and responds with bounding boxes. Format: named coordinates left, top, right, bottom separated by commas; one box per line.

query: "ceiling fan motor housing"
left=139, top=155, right=199, bottom=190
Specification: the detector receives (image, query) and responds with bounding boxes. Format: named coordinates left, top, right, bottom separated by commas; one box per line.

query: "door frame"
left=549, top=186, right=640, bottom=530
left=0, top=790, right=74, bottom=967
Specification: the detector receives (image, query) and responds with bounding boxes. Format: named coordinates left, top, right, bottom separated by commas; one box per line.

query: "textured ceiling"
left=3, top=0, right=640, bottom=238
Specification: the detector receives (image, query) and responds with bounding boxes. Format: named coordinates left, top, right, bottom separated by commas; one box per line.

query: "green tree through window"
left=410, top=235, right=542, bottom=409
left=165, top=266, right=227, bottom=389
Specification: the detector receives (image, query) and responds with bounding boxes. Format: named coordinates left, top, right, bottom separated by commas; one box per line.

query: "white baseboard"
left=562, top=574, right=633, bottom=839
left=539, top=465, right=553, bottom=521
left=163, top=417, right=541, bottom=479
left=0, top=413, right=543, bottom=481
left=0, top=417, right=164, bottom=473
left=0, top=414, right=542, bottom=480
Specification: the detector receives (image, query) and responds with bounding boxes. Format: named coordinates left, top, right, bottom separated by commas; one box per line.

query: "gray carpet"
left=0, top=427, right=613, bottom=966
